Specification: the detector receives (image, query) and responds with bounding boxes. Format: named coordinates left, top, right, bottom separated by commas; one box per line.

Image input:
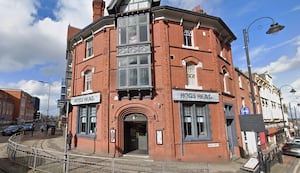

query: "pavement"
left=1, top=130, right=299, bottom=173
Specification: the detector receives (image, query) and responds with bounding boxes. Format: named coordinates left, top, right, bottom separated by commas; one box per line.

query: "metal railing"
left=7, top=133, right=209, bottom=173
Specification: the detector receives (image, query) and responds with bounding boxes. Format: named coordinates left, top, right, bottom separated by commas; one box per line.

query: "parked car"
left=282, top=143, right=300, bottom=157
left=2, top=125, right=24, bottom=136
left=23, top=123, right=34, bottom=131
left=292, top=138, right=300, bottom=145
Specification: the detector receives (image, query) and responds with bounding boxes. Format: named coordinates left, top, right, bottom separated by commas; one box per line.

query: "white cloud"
left=255, top=36, right=300, bottom=74
left=0, top=0, right=93, bottom=73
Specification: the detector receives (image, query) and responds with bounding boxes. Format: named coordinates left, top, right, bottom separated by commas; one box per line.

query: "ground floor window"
left=78, top=104, right=97, bottom=136
left=182, top=102, right=211, bottom=141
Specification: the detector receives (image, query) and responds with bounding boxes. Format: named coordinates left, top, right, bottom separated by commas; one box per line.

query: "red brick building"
left=0, top=90, right=15, bottom=123
left=234, top=68, right=265, bottom=156
left=66, top=0, right=243, bottom=162
left=2, top=89, right=36, bottom=123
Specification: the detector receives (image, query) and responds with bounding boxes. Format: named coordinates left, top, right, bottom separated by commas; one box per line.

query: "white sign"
left=207, top=143, right=220, bottom=148
left=172, top=89, right=219, bottom=102
left=71, top=93, right=101, bottom=105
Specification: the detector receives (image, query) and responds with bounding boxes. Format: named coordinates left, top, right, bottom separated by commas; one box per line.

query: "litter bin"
left=51, top=127, right=56, bottom=135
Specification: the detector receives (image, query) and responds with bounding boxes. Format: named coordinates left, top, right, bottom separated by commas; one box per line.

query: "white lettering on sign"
left=172, top=89, right=219, bottom=102
left=71, top=93, right=101, bottom=105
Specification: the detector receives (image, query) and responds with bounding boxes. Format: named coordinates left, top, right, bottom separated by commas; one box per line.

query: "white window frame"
left=85, top=38, right=94, bottom=59
left=82, top=69, right=94, bottom=94
left=223, top=69, right=230, bottom=94
left=184, top=61, right=203, bottom=90
left=182, top=29, right=199, bottom=50
left=238, top=75, right=243, bottom=88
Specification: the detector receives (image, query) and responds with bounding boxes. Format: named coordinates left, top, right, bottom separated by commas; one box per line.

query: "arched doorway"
left=123, top=113, right=148, bottom=155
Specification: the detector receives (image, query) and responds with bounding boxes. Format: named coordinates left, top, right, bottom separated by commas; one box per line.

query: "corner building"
left=67, top=0, right=242, bottom=162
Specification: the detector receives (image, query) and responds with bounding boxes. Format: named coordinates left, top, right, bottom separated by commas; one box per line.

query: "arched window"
left=222, top=68, right=230, bottom=94
left=84, top=70, right=92, bottom=92
left=186, top=62, right=196, bottom=86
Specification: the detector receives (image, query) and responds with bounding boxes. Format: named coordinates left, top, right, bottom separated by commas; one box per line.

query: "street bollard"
left=277, top=151, right=283, bottom=164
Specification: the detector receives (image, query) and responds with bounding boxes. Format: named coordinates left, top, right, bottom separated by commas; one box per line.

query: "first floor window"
left=183, top=29, right=193, bottom=47
left=118, top=54, right=151, bottom=89
left=182, top=102, right=211, bottom=141
left=78, top=104, right=97, bottom=135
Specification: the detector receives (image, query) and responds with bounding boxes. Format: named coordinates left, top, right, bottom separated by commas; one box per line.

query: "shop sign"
left=172, top=89, right=219, bottom=102
left=71, top=93, right=101, bottom=105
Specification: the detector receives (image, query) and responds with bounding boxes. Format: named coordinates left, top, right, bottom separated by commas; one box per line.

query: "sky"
left=0, top=0, right=300, bottom=117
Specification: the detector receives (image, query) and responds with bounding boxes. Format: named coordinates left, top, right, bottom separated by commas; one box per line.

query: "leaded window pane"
left=119, top=58, right=127, bottom=67
left=140, top=25, right=148, bottom=42
left=128, top=26, right=137, bottom=43
left=120, top=27, right=127, bottom=45
left=129, top=68, right=137, bottom=85
left=119, top=69, right=127, bottom=87
left=140, top=55, right=148, bottom=64
left=139, top=67, right=149, bottom=85
left=129, top=56, right=137, bottom=65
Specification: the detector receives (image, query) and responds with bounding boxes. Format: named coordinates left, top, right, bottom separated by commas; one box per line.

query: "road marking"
left=293, top=158, right=300, bottom=173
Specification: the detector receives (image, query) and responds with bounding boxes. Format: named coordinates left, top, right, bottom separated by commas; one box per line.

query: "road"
left=0, top=129, right=299, bottom=173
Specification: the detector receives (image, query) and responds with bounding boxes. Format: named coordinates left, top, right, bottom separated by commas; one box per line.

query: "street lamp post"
left=39, top=81, right=51, bottom=121
left=243, top=17, right=285, bottom=172
left=243, top=17, right=285, bottom=115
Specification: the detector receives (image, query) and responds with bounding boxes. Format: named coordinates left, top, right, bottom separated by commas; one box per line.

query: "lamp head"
left=290, top=88, right=296, bottom=94
left=266, top=22, right=285, bottom=34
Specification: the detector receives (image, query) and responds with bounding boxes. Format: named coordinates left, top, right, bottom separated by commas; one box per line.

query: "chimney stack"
left=93, top=0, right=105, bottom=21
left=192, top=5, right=206, bottom=14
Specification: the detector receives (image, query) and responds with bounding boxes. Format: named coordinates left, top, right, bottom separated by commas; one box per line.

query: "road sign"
left=240, top=107, right=250, bottom=115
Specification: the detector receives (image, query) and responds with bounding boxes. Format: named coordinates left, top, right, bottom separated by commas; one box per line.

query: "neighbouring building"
left=0, top=90, right=15, bottom=123
left=2, top=89, right=36, bottom=123
left=255, top=72, right=287, bottom=145
left=234, top=68, right=265, bottom=156
left=66, top=0, right=244, bottom=162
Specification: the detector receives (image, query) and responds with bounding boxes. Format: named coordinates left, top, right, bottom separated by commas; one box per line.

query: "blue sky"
left=0, top=0, right=299, bottom=116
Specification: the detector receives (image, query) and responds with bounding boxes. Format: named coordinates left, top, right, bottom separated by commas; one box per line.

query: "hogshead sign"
left=172, top=89, right=219, bottom=102
left=71, top=93, right=101, bottom=105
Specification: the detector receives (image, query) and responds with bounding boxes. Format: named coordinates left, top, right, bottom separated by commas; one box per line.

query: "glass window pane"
left=129, top=56, right=137, bottom=65
left=140, top=55, right=149, bottom=64
left=118, top=58, right=127, bottom=67
left=128, top=26, right=137, bottom=43
left=139, top=14, right=147, bottom=23
left=184, top=122, right=192, bottom=136
left=119, top=27, right=127, bottom=45
left=128, top=16, right=137, bottom=25
left=118, top=17, right=126, bottom=27
left=139, top=25, right=148, bottom=42
left=129, top=68, right=137, bottom=85
left=119, top=69, right=127, bottom=87
left=139, top=67, right=149, bottom=85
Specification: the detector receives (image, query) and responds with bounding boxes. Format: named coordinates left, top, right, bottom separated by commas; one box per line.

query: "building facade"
left=66, top=0, right=243, bottom=162
left=234, top=68, right=265, bottom=156
left=2, top=89, right=36, bottom=123
left=0, top=90, right=15, bottom=123
left=255, top=72, right=286, bottom=145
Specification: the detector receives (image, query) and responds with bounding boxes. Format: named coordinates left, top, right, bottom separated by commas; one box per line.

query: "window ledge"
left=81, top=90, right=93, bottom=95
left=185, top=85, right=203, bottom=90
left=83, top=55, right=94, bottom=61
left=182, top=45, right=199, bottom=50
